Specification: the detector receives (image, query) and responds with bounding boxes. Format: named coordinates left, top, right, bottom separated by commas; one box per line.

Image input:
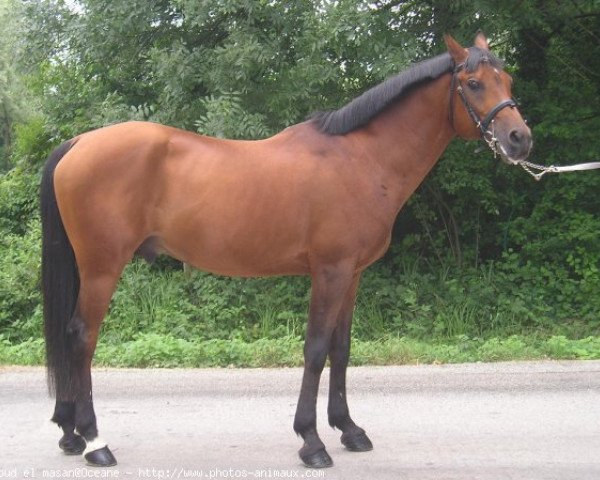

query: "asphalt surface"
left=1, top=361, right=599, bottom=480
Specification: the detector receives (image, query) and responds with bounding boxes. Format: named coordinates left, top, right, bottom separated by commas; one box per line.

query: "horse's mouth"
left=497, top=142, right=530, bottom=166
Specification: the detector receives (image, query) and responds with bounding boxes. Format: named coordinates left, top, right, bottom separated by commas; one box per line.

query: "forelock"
left=464, top=47, right=504, bottom=72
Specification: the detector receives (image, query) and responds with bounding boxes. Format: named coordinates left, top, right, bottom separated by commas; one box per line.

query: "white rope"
left=516, top=159, right=600, bottom=181
left=475, top=120, right=600, bottom=181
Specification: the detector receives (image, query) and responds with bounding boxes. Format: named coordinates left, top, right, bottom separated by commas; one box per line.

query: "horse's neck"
left=350, top=73, right=456, bottom=214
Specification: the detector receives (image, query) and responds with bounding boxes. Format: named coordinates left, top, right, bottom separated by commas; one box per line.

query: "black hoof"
left=341, top=430, right=373, bottom=452
left=59, top=434, right=86, bottom=455
left=84, top=446, right=117, bottom=467
left=300, top=448, right=333, bottom=469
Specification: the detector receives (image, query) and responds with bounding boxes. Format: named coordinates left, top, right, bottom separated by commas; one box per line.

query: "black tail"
left=41, top=141, right=80, bottom=400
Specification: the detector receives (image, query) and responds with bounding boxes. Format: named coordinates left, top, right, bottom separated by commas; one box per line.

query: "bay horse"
left=41, top=34, right=531, bottom=469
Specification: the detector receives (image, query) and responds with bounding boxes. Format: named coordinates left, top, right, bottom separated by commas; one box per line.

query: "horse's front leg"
left=327, top=273, right=373, bottom=452
left=293, top=262, right=357, bottom=468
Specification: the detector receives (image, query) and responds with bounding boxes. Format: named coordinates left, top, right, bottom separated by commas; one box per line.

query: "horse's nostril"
left=509, top=129, right=523, bottom=145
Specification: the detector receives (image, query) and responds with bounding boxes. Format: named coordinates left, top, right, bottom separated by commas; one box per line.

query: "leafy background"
left=0, top=0, right=599, bottom=364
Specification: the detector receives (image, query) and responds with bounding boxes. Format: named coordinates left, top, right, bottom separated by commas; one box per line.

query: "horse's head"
left=445, top=33, right=532, bottom=163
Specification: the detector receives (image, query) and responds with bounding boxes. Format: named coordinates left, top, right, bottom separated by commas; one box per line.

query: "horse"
left=40, top=33, right=531, bottom=469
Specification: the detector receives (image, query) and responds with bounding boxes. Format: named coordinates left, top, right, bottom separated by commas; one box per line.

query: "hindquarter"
left=53, top=123, right=172, bottom=272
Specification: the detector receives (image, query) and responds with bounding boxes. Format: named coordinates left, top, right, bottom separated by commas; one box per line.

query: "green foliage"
left=541, top=335, right=600, bottom=360
left=195, top=92, right=270, bottom=139
left=0, top=0, right=35, bottom=171
left=10, top=117, right=55, bottom=167
left=0, top=219, right=42, bottom=341
left=0, top=0, right=599, bottom=367
left=0, top=168, right=40, bottom=235
left=0, top=335, right=44, bottom=365
left=2, top=332, right=599, bottom=367
left=103, top=260, right=309, bottom=344
left=94, top=334, right=305, bottom=368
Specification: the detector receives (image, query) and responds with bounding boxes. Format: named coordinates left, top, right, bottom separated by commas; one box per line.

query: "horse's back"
left=52, top=121, right=389, bottom=276
left=157, top=123, right=343, bottom=275
left=53, top=122, right=315, bottom=275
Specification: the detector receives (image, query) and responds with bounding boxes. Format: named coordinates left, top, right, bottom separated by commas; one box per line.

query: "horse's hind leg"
left=327, top=274, right=373, bottom=452
left=59, top=267, right=123, bottom=466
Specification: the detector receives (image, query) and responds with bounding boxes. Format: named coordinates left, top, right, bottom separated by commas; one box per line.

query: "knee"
left=303, top=338, right=329, bottom=374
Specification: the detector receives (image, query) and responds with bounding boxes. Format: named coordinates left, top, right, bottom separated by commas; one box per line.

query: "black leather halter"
left=449, top=62, right=517, bottom=137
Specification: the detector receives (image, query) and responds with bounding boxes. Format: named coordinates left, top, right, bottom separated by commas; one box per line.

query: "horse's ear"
left=444, top=34, right=469, bottom=65
left=474, top=32, right=490, bottom=51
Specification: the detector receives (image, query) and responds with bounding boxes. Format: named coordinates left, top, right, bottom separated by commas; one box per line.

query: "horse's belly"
left=158, top=216, right=310, bottom=277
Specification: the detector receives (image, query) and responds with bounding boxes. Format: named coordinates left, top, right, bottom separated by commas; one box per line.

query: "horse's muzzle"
left=498, top=125, right=532, bottom=163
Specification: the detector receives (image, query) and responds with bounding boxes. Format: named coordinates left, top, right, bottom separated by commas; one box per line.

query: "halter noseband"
left=449, top=61, right=517, bottom=154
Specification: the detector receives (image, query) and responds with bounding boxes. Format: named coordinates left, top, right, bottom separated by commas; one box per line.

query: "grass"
left=1, top=333, right=599, bottom=368
left=1, top=254, right=599, bottom=369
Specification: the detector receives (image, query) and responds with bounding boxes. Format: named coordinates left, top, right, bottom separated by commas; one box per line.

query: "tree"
left=1, top=0, right=598, bottom=337
left=0, top=0, right=35, bottom=170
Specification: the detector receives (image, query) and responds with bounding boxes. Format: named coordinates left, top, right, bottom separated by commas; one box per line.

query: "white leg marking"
left=83, top=437, right=108, bottom=455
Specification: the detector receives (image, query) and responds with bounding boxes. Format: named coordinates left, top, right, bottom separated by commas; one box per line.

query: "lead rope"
left=515, top=159, right=600, bottom=181
left=451, top=63, right=600, bottom=181
left=480, top=120, right=600, bottom=181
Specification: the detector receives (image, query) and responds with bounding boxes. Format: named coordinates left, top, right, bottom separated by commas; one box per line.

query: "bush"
left=102, top=261, right=310, bottom=344
left=0, top=167, right=40, bottom=236
left=0, top=219, right=42, bottom=341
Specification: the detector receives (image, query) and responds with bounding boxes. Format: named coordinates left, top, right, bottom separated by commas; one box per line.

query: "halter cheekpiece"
left=449, top=59, right=517, bottom=157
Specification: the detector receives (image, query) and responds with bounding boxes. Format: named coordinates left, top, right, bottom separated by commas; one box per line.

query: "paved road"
left=1, top=362, right=599, bottom=480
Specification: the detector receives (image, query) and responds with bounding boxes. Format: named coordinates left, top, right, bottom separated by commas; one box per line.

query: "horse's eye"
left=467, top=79, right=481, bottom=91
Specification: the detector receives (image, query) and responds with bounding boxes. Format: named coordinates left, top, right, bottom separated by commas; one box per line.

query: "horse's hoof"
left=299, top=448, right=333, bottom=469
left=341, top=430, right=373, bottom=452
left=59, top=434, right=86, bottom=455
left=84, top=446, right=117, bottom=467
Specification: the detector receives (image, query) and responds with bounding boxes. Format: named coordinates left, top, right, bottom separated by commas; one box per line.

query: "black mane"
left=311, top=47, right=503, bottom=135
